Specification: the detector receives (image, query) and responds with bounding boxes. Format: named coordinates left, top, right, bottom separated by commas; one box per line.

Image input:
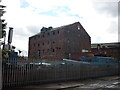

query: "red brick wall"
left=63, top=22, right=91, bottom=59
left=28, top=22, right=91, bottom=60
left=28, top=28, right=67, bottom=60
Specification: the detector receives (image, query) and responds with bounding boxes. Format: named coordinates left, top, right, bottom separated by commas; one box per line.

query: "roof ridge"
left=53, top=22, right=80, bottom=29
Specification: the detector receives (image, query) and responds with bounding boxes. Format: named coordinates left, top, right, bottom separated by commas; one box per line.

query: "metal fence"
left=2, top=58, right=119, bottom=88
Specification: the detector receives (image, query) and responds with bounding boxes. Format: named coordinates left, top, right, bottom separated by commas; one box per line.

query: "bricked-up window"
left=48, top=41, right=49, bottom=44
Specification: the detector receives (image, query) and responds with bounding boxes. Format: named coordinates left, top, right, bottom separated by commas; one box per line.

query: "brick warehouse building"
left=91, top=42, right=120, bottom=60
left=28, top=22, right=91, bottom=60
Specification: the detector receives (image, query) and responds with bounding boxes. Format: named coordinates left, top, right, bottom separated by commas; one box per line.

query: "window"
left=52, top=49, right=55, bottom=52
left=38, top=50, right=41, bottom=56
left=56, top=47, right=61, bottom=50
left=34, top=44, right=35, bottom=47
left=47, top=32, right=50, bottom=36
left=38, top=44, right=40, bottom=47
left=57, top=30, right=59, bottom=34
left=82, top=49, right=89, bottom=52
left=53, top=41, right=55, bottom=44
left=42, top=43, right=44, bottom=45
left=78, top=26, right=80, bottom=30
left=67, top=39, right=70, bottom=43
left=52, top=31, right=55, bottom=35
left=47, top=49, right=49, bottom=52
left=34, top=37, right=36, bottom=40
left=67, top=30, right=70, bottom=33
left=38, top=35, right=40, bottom=38
left=42, top=50, right=44, bottom=54
left=42, top=34, right=45, bottom=38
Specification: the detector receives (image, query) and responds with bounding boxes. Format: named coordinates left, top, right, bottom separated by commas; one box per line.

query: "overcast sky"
left=1, top=0, right=119, bottom=56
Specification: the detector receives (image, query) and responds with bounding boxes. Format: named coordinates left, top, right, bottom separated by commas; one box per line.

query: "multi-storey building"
left=28, top=22, right=91, bottom=60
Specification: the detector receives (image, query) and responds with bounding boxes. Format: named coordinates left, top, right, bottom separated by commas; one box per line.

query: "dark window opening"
left=47, top=49, right=49, bottom=52
left=56, top=47, right=61, bottom=50
left=53, top=41, right=55, bottom=44
left=43, top=34, right=45, bottom=38
left=29, top=51, right=30, bottom=54
left=34, top=37, right=36, bottom=40
left=57, top=30, right=59, bottom=34
left=102, top=46, right=106, bottom=48
left=38, top=44, right=40, bottom=47
left=43, top=43, right=44, bottom=45
left=53, top=31, right=55, bottom=35
left=67, top=30, right=70, bottom=33
left=67, top=39, right=70, bottom=43
left=52, top=49, right=55, bottom=52
left=38, top=35, right=40, bottom=38
left=34, top=44, right=35, bottom=47
left=38, top=50, right=41, bottom=56
left=47, top=32, right=50, bottom=36
left=42, top=50, right=44, bottom=54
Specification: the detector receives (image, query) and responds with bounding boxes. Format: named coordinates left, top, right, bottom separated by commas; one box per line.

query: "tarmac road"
left=2, top=75, right=120, bottom=90
left=62, top=75, right=120, bottom=90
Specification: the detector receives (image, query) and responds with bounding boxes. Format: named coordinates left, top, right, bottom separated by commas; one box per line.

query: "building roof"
left=33, top=22, right=81, bottom=36
left=91, top=42, right=120, bottom=48
left=29, top=21, right=90, bottom=39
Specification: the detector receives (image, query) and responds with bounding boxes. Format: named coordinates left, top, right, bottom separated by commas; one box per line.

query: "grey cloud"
left=13, top=26, right=41, bottom=39
left=107, top=21, right=118, bottom=34
left=14, top=27, right=28, bottom=37
left=93, top=2, right=118, bottom=17
left=26, top=25, right=40, bottom=35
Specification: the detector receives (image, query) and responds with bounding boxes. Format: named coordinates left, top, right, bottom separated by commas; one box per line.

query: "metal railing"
left=2, top=58, right=119, bottom=88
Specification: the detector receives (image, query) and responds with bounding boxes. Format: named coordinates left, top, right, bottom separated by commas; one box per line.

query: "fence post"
left=0, top=46, right=2, bottom=90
